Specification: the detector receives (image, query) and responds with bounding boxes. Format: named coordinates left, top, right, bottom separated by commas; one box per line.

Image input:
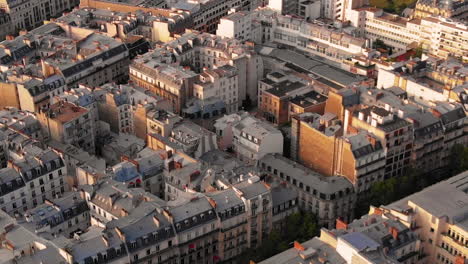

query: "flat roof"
left=387, top=171, right=468, bottom=230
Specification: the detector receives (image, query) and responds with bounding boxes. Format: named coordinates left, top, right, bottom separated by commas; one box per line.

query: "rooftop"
left=258, top=237, right=346, bottom=264
left=387, top=171, right=468, bottom=230
left=290, top=90, right=327, bottom=108
left=260, top=154, right=354, bottom=195
left=264, top=80, right=308, bottom=98
left=44, top=101, right=88, bottom=123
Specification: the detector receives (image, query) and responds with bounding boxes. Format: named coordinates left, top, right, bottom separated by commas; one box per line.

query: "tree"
left=237, top=211, right=319, bottom=263
left=448, top=144, right=468, bottom=176
left=357, top=144, right=468, bottom=218
left=414, top=46, right=424, bottom=58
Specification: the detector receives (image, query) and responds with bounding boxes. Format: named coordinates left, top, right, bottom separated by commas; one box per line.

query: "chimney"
left=389, top=226, right=399, bottom=240
left=114, top=227, right=126, bottom=242
left=294, top=241, right=305, bottom=251
left=372, top=207, right=383, bottom=215
left=366, top=135, right=377, bottom=148
left=102, top=235, right=109, bottom=247
left=336, top=218, right=348, bottom=230
left=455, top=256, right=466, bottom=264
left=431, top=109, right=442, bottom=118
left=153, top=215, right=160, bottom=227
left=208, top=198, right=217, bottom=208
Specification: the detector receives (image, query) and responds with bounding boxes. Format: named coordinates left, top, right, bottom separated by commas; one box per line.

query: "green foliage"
left=356, top=144, right=468, bottom=217
left=370, top=0, right=416, bottom=14
left=237, top=211, right=318, bottom=264
left=414, top=46, right=424, bottom=58
left=448, top=144, right=468, bottom=175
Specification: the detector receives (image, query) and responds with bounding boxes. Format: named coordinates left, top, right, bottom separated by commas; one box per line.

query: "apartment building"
left=175, top=0, right=262, bottom=34
left=99, top=133, right=145, bottom=165
left=79, top=179, right=165, bottom=225
left=321, top=212, right=421, bottom=264
left=190, top=64, right=239, bottom=115
left=292, top=112, right=386, bottom=194
left=17, top=76, right=67, bottom=112
left=233, top=176, right=272, bottom=248
left=47, top=140, right=106, bottom=184
left=129, top=56, right=197, bottom=115
left=37, top=100, right=96, bottom=154
left=24, top=192, right=90, bottom=238
left=0, top=107, right=43, bottom=140
left=215, top=113, right=283, bottom=164
left=56, top=7, right=191, bottom=43
left=414, top=0, right=468, bottom=21
left=79, top=0, right=261, bottom=36
left=347, top=7, right=421, bottom=50
left=347, top=7, right=468, bottom=61
left=258, top=72, right=316, bottom=125
left=360, top=85, right=467, bottom=176
left=0, top=126, right=37, bottom=169
left=0, top=146, right=67, bottom=216
left=0, top=23, right=130, bottom=88
left=129, top=148, right=165, bottom=197
left=0, top=72, right=66, bottom=113
left=260, top=204, right=423, bottom=264
left=259, top=238, right=347, bottom=264
left=380, top=171, right=468, bottom=264
left=406, top=111, right=445, bottom=174
left=170, top=196, right=220, bottom=263
left=260, top=154, right=356, bottom=228
left=267, top=0, right=299, bottom=16
left=216, top=11, right=252, bottom=40
left=0, top=11, right=13, bottom=41
left=73, top=207, right=177, bottom=264
left=95, top=83, right=134, bottom=134
left=377, top=58, right=467, bottom=105
left=0, top=0, right=79, bottom=33
left=217, top=9, right=367, bottom=62
left=350, top=106, right=414, bottom=179
left=138, top=108, right=182, bottom=139
left=418, top=17, right=468, bottom=61
left=1, top=167, right=298, bottom=264
left=289, top=91, right=328, bottom=119
left=146, top=119, right=218, bottom=159
left=130, top=31, right=263, bottom=113
left=433, top=103, right=467, bottom=165
left=206, top=189, right=248, bottom=262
